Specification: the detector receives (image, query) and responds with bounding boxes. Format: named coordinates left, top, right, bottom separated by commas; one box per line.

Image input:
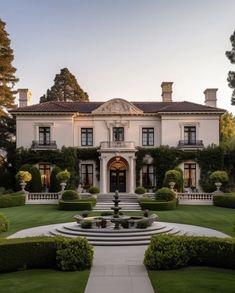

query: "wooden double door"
left=110, top=170, right=126, bottom=192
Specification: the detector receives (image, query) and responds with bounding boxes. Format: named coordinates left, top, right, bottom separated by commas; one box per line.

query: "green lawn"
left=0, top=204, right=234, bottom=238
left=148, top=267, right=235, bottom=293
left=0, top=269, right=89, bottom=293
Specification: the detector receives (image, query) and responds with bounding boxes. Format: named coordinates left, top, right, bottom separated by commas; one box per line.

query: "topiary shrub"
left=61, top=190, right=79, bottom=201
left=56, top=170, right=71, bottom=182
left=0, top=213, right=9, bottom=232
left=213, top=193, right=235, bottom=208
left=56, top=237, right=93, bottom=271
left=136, top=219, right=150, bottom=229
left=88, top=186, right=100, bottom=194
left=163, top=169, right=183, bottom=192
left=135, top=186, right=146, bottom=194
left=209, top=170, right=229, bottom=192
left=155, top=187, right=175, bottom=201
left=49, top=166, right=61, bottom=192
left=80, top=220, right=92, bottom=229
left=29, top=166, right=42, bottom=192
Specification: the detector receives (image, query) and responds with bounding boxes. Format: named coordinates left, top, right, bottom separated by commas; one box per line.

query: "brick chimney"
left=18, top=89, right=32, bottom=107
left=204, top=88, right=217, bottom=108
left=161, top=82, right=173, bottom=102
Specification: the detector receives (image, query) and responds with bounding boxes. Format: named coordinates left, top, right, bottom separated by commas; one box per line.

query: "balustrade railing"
left=27, top=192, right=59, bottom=204
left=100, top=141, right=135, bottom=149
left=31, top=141, right=57, bottom=150
left=177, top=192, right=213, bottom=201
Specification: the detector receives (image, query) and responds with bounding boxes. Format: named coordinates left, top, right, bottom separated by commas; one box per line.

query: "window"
left=81, top=164, right=93, bottom=187
left=184, top=126, right=196, bottom=145
left=142, top=128, right=154, bottom=146
left=39, top=164, right=51, bottom=190
left=113, top=127, right=124, bottom=142
left=39, top=127, right=50, bottom=145
left=184, top=163, right=196, bottom=188
left=142, top=164, right=155, bottom=190
left=81, top=128, right=93, bottom=146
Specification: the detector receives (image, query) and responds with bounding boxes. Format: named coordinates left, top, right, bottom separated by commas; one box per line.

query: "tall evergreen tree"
left=226, top=30, right=235, bottom=105
left=0, top=19, right=18, bottom=116
left=220, top=112, right=235, bottom=150
left=40, top=68, right=89, bottom=103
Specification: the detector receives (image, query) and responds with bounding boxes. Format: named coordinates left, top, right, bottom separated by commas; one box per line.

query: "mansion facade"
left=12, top=82, right=225, bottom=193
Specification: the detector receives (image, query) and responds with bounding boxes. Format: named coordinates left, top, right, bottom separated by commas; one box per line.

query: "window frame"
left=113, top=127, right=124, bottom=142
left=142, top=127, right=154, bottom=146
left=184, top=126, right=196, bottom=145
left=39, top=127, right=51, bottom=145
left=81, top=128, right=93, bottom=146
left=81, top=164, right=93, bottom=187
left=184, top=163, right=196, bottom=188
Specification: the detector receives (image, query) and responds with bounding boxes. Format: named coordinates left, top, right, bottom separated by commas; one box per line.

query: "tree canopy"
left=0, top=18, right=18, bottom=116
left=226, top=30, right=235, bottom=105
left=40, top=68, right=89, bottom=103
left=220, top=112, right=235, bottom=150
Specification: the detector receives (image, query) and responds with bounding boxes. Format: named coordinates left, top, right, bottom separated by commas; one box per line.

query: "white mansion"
left=12, top=82, right=225, bottom=193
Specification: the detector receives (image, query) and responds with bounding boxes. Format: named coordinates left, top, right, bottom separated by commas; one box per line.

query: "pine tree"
left=40, top=68, right=89, bottom=103
left=226, top=30, right=235, bottom=105
left=0, top=19, right=18, bottom=116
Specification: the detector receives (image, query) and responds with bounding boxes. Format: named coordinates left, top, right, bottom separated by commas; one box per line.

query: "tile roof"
left=11, top=100, right=225, bottom=114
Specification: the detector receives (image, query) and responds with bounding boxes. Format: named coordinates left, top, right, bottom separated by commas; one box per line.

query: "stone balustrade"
left=26, top=192, right=60, bottom=204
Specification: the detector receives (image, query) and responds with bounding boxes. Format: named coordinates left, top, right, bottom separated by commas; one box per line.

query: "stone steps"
left=49, top=222, right=185, bottom=246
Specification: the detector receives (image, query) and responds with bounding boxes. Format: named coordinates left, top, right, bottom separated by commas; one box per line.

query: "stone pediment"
left=92, top=98, right=143, bottom=115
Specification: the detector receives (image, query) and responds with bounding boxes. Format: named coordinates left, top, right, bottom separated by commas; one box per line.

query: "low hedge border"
left=0, top=192, right=25, bottom=208
left=144, top=235, right=235, bottom=270
left=213, top=193, right=235, bottom=208
left=58, top=200, right=94, bottom=210
left=138, top=199, right=177, bottom=210
left=0, top=236, right=93, bottom=273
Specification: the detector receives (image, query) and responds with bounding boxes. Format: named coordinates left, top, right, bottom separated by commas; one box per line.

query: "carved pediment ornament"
left=92, top=98, right=143, bottom=115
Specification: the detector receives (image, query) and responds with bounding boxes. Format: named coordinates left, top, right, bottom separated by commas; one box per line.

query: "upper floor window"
left=39, top=127, right=50, bottom=145
left=81, top=128, right=93, bottom=146
left=184, top=126, right=196, bottom=145
left=142, top=128, right=154, bottom=146
left=113, top=127, right=124, bottom=142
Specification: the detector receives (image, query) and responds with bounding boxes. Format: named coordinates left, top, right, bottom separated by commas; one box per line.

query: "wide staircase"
left=93, top=193, right=141, bottom=211
left=49, top=222, right=185, bottom=246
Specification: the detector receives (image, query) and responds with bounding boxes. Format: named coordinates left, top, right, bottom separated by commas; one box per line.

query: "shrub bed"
left=138, top=199, right=177, bottom=210
left=0, top=192, right=25, bottom=208
left=58, top=200, right=93, bottom=210
left=0, top=213, right=9, bottom=232
left=135, top=186, right=146, bottom=194
left=213, top=193, right=235, bottom=208
left=155, top=187, right=176, bottom=201
left=88, top=186, right=100, bottom=194
left=144, top=235, right=235, bottom=270
left=0, top=236, right=93, bottom=273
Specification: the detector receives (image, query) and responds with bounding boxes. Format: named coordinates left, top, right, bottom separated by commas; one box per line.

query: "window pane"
left=81, top=128, right=93, bottom=146
left=142, top=128, right=154, bottom=146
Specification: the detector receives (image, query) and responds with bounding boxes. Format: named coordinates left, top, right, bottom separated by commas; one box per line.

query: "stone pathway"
left=84, top=246, right=154, bottom=293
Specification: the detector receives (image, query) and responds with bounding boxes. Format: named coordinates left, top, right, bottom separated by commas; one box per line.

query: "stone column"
left=100, top=155, right=107, bottom=194
left=129, top=156, right=135, bottom=193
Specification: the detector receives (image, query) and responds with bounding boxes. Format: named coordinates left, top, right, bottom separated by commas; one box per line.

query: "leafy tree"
left=0, top=19, right=18, bottom=116
left=40, top=68, right=89, bottom=103
left=226, top=30, right=235, bottom=104
left=220, top=112, right=235, bottom=150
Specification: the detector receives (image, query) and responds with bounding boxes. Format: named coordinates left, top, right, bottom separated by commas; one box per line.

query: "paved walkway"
left=7, top=223, right=230, bottom=293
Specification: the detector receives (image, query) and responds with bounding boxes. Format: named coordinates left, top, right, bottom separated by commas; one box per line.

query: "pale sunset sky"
left=1, top=0, right=235, bottom=113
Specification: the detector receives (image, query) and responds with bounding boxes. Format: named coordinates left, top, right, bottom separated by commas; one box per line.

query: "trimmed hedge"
left=213, top=193, right=235, bottom=208
left=135, top=186, right=146, bottom=194
left=144, top=235, right=235, bottom=270
left=155, top=187, right=176, bottom=201
left=139, top=199, right=177, bottom=210
left=0, top=213, right=9, bottom=232
left=0, top=236, right=93, bottom=273
left=62, top=190, right=79, bottom=201
left=0, top=192, right=25, bottom=208
left=58, top=200, right=93, bottom=210
left=88, top=186, right=100, bottom=194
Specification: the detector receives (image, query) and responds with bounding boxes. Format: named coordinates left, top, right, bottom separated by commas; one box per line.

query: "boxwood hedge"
left=58, top=200, right=94, bottom=210
left=0, top=192, right=25, bottom=208
left=0, top=236, right=93, bottom=273
left=144, top=235, right=235, bottom=270
left=213, top=193, right=235, bottom=208
left=138, top=198, right=177, bottom=210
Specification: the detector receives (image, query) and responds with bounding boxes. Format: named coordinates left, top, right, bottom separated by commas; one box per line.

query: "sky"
left=1, top=0, right=235, bottom=113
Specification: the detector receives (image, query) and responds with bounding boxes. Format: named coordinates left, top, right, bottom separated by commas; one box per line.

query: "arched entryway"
left=108, top=157, right=128, bottom=192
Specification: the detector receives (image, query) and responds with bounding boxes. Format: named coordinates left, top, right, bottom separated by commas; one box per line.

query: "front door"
left=110, top=170, right=126, bottom=192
